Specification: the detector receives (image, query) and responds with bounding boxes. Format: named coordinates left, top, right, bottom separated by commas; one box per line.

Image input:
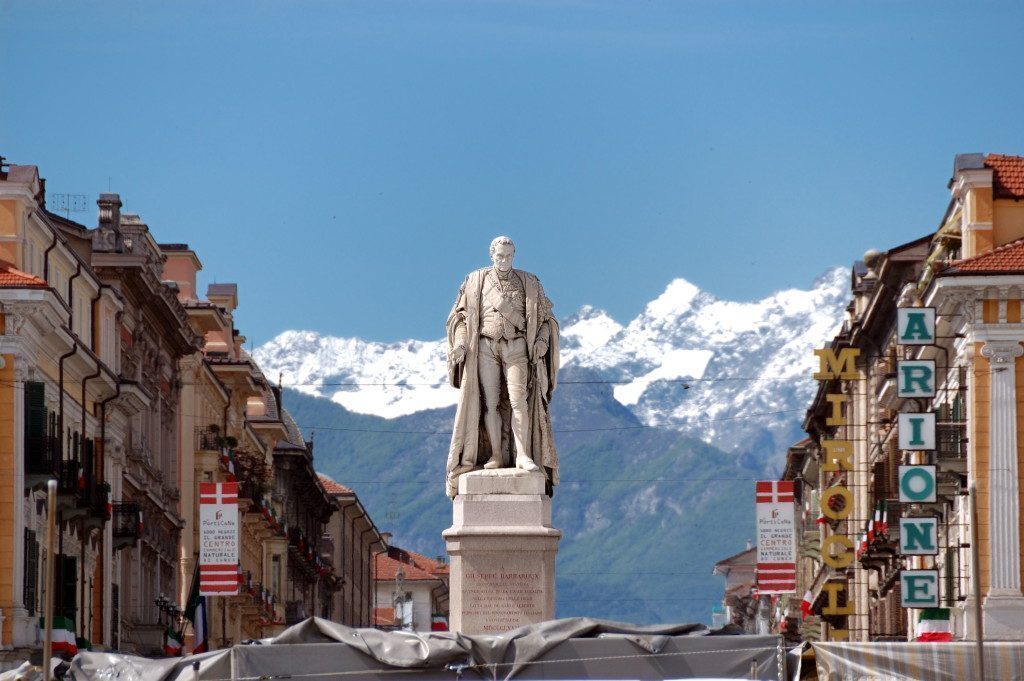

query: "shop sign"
left=199, top=481, right=239, bottom=596
left=900, top=570, right=940, bottom=608
left=897, top=308, right=936, bottom=345
left=900, top=517, right=939, bottom=555
left=898, top=412, right=936, bottom=450
left=897, top=360, right=936, bottom=398
left=899, top=465, right=937, bottom=504
left=755, top=480, right=796, bottom=594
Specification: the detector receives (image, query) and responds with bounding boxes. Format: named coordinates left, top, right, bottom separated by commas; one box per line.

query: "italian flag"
left=431, top=613, right=448, bottom=631
left=42, top=616, right=77, bottom=656
left=185, top=565, right=209, bottom=653
left=800, top=590, right=813, bottom=619
left=164, top=627, right=183, bottom=656
left=917, top=608, right=953, bottom=642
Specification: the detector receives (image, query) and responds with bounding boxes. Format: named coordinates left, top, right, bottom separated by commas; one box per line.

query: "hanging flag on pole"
left=199, top=482, right=239, bottom=595
left=916, top=608, right=953, bottom=642
left=41, top=616, right=77, bottom=656
left=164, top=626, right=183, bottom=656
left=800, top=590, right=814, bottom=619
left=185, top=563, right=209, bottom=653
left=755, top=481, right=797, bottom=593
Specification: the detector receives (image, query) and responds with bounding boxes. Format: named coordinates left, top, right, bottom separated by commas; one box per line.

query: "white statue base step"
left=443, top=469, right=561, bottom=634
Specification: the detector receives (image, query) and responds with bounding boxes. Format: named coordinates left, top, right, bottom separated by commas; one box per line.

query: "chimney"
left=94, top=193, right=124, bottom=252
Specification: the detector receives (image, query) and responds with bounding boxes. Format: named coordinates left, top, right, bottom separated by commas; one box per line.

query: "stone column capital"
left=981, top=341, right=1024, bottom=364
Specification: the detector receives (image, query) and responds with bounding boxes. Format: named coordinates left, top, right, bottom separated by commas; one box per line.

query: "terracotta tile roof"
left=0, top=260, right=47, bottom=288
left=373, top=607, right=395, bottom=627
left=317, top=475, right=353, bottom=496
left=986, top=154, right=1024, bottom=199
left=374, top=552, right=439, bottom=582
left=401, top=547, right=449, bottom=575
left=941, top=237, right=1024, bottom=275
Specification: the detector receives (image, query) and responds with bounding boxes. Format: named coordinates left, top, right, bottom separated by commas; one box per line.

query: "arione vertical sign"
left=756, top=481, right=796, bottom=593
left=199, top=481, right=239, bottom=595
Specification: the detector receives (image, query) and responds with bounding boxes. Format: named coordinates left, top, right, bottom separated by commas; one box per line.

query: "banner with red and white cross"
left=755, top=481, right=796, bottom=594
left=199, top=482, right=239, bottom=596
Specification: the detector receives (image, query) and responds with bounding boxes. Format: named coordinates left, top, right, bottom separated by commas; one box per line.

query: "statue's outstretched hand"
left=452, top=345, right=467, bottom=365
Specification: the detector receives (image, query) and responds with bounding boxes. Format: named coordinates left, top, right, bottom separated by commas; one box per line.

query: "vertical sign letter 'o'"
left=899, top=465, right=937, bottom=504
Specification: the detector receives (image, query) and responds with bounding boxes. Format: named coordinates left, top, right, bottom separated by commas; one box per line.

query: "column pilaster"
left=980, top=340, right=1024, bottom=638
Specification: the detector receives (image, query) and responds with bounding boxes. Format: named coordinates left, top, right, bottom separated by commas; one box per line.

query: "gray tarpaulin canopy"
left=812, top=640, right=1024, bottom=680
left=65, top=617, right=787, bottom=681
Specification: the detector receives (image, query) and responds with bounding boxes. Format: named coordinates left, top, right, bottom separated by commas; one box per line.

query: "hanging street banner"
left=199, top=481, right=239, bottom=596
left=755, top=480, right=797, bottom=594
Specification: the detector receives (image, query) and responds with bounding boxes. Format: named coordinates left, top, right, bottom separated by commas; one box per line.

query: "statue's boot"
left=515, top=456, right=540, bottom=472
left=483, top=455, right=502, bottom=469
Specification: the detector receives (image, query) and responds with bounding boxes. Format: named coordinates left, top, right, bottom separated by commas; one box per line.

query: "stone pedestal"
left=443, top=469, right=561, bottom=634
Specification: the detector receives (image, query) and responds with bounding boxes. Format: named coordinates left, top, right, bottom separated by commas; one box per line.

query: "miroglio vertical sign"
left=896, top=307, right=941, bottom=609
left=813, top=346, right=861, bottom=640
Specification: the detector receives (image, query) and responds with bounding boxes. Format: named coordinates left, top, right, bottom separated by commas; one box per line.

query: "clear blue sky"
left=3, top=1, right=1023, bottom=343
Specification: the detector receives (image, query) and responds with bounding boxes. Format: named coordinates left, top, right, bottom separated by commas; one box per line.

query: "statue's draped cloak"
left=445, top=268, right=560, bottom=498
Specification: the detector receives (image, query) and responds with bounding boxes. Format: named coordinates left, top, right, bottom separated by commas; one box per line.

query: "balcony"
left=936, top=421, right=967, bottom=472
left=24, top=435, right=61, bottom=489
left=195, top=426, right=222, bottom=452
left=112, top=502, right=143, bottom=551
left=83, top=482, right=112, bottom=532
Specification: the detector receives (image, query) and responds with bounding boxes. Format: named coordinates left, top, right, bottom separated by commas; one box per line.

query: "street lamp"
left=154, top=593, right=169, bottom=625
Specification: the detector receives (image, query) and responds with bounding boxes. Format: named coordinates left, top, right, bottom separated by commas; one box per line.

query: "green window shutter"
left=23, top=529, right=38, bottom=616
left=24, top=382, right=48, bottom=470
left=57, top=555, right=77, bottom=622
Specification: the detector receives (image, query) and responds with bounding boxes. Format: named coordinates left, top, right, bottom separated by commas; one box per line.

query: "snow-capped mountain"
left=254, top=267, right=848, bottom=465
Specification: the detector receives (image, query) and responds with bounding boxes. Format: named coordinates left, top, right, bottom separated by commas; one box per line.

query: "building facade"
left=786, top=153, right=1024, bottom=643
left=373, top=544, right=449, bottom=632
left=0, top=156, right=383, bottom=666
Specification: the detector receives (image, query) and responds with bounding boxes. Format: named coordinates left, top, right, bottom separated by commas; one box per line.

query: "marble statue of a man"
left=445, top=236, right=560, bottom=498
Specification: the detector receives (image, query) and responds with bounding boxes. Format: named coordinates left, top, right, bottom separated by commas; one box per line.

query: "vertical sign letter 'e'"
left=901, top=570, right=940, bottom=608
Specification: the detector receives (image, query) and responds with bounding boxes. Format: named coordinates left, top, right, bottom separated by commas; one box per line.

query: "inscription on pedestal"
left=462, top=571, right=544, bottom=632
left=445, top=470, right=561, bottom=634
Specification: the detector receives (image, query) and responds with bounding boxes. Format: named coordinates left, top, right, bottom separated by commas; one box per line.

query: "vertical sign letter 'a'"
left=897, top=308, right=936, bottom=345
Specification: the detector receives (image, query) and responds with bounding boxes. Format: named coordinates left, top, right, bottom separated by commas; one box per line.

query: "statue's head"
left=489, top=236, right=515, bottom=273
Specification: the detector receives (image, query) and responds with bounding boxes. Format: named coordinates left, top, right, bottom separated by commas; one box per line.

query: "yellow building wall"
left=0, top=200, right=17, bottom=237
left=1008, top=300, right=1022, bottom=324
left=994, top=202, right=1024, bottom=249
left=984, top=300, right=998, bottom=324
left=0, top=354, right=16, bottom=645
left=965, top=186, right=995, bottom=258
left=973, top=343, right=991, bottom=595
